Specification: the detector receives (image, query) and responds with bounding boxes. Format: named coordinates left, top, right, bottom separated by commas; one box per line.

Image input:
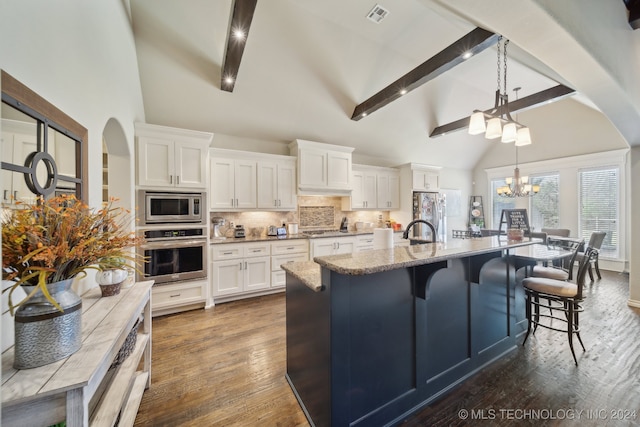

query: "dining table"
left=509, top=242, right=576, bottom=276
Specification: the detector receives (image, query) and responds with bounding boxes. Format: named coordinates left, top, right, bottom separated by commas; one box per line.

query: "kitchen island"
left=283, top=237, right=539, bottom=427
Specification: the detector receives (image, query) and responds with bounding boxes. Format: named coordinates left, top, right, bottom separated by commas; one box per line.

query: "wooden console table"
left=2, top=280, right=153, bottom=427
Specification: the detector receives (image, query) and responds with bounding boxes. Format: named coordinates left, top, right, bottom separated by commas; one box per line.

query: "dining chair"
left=576, top=231, right=606, bottom=281
left=522, top=247, right=597, bottom=365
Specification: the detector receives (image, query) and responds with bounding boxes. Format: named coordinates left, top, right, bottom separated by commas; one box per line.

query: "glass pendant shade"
left=485, top=118, right=502, bottom=139
left=501, top=123, right=517, bottom=143
left=515, top=127, right=532, bottom=146
left=468, top=112, right=486, bottom=135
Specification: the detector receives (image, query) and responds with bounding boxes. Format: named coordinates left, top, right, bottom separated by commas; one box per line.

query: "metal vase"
left=13, top=278, right=82, bottom=369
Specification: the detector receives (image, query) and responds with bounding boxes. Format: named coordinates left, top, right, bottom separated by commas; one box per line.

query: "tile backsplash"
left=210, top=196, right=390, bottom=238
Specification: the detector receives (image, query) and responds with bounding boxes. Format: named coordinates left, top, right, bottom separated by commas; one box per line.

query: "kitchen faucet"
left=403, top=219, right=437, bottom=242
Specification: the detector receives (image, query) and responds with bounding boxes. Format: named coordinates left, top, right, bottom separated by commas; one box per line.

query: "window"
left=578, top=167, right=618, bottom=258
left=529, top=173, right=559, bottom=230
left=491, top=179, right=515, bottom=229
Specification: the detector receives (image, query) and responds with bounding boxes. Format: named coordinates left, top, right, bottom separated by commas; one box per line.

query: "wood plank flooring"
left=134, top=271, right=640, bottom=426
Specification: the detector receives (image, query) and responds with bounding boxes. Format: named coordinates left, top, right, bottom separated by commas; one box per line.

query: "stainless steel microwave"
left=140, top=191, right=205, bottom=225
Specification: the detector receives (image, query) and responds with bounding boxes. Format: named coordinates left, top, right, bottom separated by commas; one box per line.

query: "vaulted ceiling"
left=130, top=0, right=639, bottom=170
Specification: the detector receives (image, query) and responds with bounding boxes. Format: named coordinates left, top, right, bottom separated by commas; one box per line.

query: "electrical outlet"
left=230, top=221, right=235, bottom=228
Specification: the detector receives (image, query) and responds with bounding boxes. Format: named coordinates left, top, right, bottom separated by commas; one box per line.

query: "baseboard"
left=627, top=299, right=640, bottom=309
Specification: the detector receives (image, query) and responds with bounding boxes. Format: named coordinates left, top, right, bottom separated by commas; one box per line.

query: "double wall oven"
left=137, top=191, right=207, bottom=286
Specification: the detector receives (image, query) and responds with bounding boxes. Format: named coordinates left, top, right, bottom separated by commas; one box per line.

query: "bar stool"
left=522, top=247, right=597, bottom=365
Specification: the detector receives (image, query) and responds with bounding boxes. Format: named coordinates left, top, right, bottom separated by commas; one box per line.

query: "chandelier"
left=496, top=146, right=539, bottom=197
left=468, top=36, right=532, bottom=146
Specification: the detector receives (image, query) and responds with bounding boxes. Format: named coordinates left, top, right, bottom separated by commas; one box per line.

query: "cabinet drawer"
left=356, top=235, right=374, bottom=244
left=152, top=281, right=205, bottom=309
left=271, top=270, right=286, bottom=288
left=243, top=243, right=270, bottom=257
left=211, top=243, right=244, bottom=260
left=271, top=240, right=308, bottom=255
left=272, top=253, right=309, bottom=272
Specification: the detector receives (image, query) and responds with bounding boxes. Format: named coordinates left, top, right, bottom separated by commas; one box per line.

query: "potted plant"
left=1, top=194, right=143, bottom=368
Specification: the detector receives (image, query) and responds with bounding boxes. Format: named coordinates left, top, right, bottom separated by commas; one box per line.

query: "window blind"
left=578, top=167, right=618, bottom=258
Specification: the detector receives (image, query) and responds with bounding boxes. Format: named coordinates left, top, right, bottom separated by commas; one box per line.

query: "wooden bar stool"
left=522, top=247, right=597, bottom=365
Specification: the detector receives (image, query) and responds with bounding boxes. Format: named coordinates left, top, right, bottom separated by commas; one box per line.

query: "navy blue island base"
left=285, top=238, right=544, bottom=426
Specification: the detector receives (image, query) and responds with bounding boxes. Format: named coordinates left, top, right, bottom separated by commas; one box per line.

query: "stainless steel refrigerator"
left=412, top=192, right=446, bottom=242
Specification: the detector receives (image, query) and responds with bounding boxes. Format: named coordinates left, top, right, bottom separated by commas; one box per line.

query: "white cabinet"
left=135, top=123, right=212, bottom=189
left=289, top=139, right=354, bottom=195
left=377, top=169, right=400, bottom=209
left=257, top=159, right=297, bottom=210
left=209, top=157, right=257, bottom=210
left=211, top=242, right=271, bottom=298
left=354, top=234, right=375, bottom=252
left=412, top=168, right=440, bottom=192
left=270, top=240, right=309, bottom=288
left=343, top=165, right=400, bottom=210
left=151, top=279, right=207, bottom=317
left=310, top=236, right=356, bottom=258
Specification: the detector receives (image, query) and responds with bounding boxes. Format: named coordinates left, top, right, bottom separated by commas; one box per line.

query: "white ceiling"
left=130, top=0, right=586, bottom=169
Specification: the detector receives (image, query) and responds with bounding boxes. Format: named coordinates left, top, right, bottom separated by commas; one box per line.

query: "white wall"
left=0, top=0, right=146, bottom=350
left=0, top=0, right=146, bottom=207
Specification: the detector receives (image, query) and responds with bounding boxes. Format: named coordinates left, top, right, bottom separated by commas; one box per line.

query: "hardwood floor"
left=134, top=271, right=640, bottom=427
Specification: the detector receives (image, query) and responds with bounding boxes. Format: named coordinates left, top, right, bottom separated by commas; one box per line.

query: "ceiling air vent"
left=366, top=4, right=389, bottom=24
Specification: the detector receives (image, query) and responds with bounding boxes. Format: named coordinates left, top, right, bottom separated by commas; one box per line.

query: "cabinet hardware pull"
left=245, top=261, right=248, bottom=269
left=236, top=198, right=238, bottom=207
left=170, top=175, right=173, bottom=184
left=170, top=294, right=181, bottom=298
left=177, top=175, right=180, bottom=185
left=14, top=191, right=17, bottom=200
left=239, top=262, right=243, bottom=270
left=275, top=199, right=277, bottom=206
left=223, top=251, right=232, bottom=255
left=3, top=190, right=7, bottom=200
left=287, top=247, right=294, bottom=250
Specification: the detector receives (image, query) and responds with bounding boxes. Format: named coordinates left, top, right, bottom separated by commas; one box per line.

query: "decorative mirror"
left=1, top=71, right=87, bottom=205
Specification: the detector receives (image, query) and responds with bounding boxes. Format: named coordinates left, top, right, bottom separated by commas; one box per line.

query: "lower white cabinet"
left=310, top=236, right=356, bottom=257
left=211, top=242, right=271, bottom=300
left=271, top=240, right=309, bottom=288
left=151, top=279, right=207, bottom=317
left=354, top=234, right=375, bottom=252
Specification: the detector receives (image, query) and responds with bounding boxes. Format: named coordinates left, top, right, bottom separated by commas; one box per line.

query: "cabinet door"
left=311, top=240, right=337, bottom=257
left=413, top=170, right=439, bottom=191
left=210, top=158, right=235, bottom=209
left=234, top=160, right=257, bottom=209
left=244, top=256, right=270, bottom=291
left=137, top=137, right=174, bottom=187
left=174, top=141, right=207, bottom=188
left=388, top=172, right=400, bottom=209
left=327, top=151, right=351, bottom=190
left=334, top=238, right=355, bottom=255
left=362, top=172, right=377, bottom=209
left=298, top=148, right=327, bottom=189
left=276, top=161, right=297, bottom=209
left=211, top=259, right=243, bottom=296
left=350, top=170, right=366, bottom=209
left=378, top=172, right=400, bottom=209
left=257, top=161, right=278, bottom=209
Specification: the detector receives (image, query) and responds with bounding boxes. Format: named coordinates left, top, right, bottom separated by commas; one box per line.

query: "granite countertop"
left=210, top=229, right=402, bottom=244
left=282, top=237, right=541, bottom=292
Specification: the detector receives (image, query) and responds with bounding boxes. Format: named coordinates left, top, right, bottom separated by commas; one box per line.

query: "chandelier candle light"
left=496, top=146, right=540, bottom=197
left=468, top=36, right=532, bottom=146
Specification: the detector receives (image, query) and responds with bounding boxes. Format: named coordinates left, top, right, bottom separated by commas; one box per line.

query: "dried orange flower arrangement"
left=2, top=194, right=143, bottom=314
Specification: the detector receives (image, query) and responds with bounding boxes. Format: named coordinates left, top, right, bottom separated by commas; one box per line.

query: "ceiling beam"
left=221, top=0, right=258, bottom=92
left=351, top=27, right=500, bottom=121
left=429, top=84, right=576, bottom=138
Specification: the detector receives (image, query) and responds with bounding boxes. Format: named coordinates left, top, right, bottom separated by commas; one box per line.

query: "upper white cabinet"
left=412, top=166, right=440, bottom=192
left=209, top=148, right=296, bottom=212
left=210, top=157, right=257, bottom=210
left=289, top=139, right=354, bottom=195
left=342, top=165, right=400, bottom=210
left=257, top=159, right=297, bottom=210
left=135, top=123, right=212, bottom=189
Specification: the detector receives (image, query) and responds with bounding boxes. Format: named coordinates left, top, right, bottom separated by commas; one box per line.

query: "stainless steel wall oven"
left=138, top=227, right=207, bottom=285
